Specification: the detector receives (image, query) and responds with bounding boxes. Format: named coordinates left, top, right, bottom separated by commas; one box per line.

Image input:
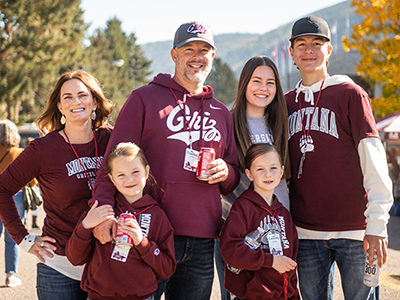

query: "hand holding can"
left=364, top=250, right=380, bottom=287
left=196, top=147, right=215, bottom=180
left=116, top=212, right=135, bottom=249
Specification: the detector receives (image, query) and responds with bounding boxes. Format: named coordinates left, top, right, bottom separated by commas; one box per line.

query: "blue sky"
left=81, top=0, right=348, bottom=44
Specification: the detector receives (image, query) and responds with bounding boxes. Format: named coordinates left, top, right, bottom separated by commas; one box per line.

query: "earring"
left=60, top=115, right=66, bottom=125
left=91, top=110, right=96, bottom=121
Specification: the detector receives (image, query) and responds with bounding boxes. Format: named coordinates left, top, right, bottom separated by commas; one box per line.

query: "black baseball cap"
left=290, top=16, right=331, bottom=43
left=173, top=21, right=216, bottom=49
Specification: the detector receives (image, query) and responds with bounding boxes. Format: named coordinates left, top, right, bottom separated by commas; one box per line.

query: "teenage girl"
left=66, top=142, right=176, bottom=300
left=219, top=143, right=299, bottom=300
left=230, top=55, right=290, bottom=208
left=216, top=56, right=291, bottom=300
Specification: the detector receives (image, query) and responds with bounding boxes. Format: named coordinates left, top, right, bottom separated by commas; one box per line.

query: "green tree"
left=86, top=17, right=151, bottom=119
left=206, top=57, right=238, bottom=106
left=0, top=0, right=86, bottom=123
left=343, top=0, right=400, bottom=118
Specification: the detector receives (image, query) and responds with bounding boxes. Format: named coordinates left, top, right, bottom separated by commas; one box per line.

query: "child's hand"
left=272, top=255, right=297, bottom=274
left=119, top=218, right=143, bottom=246
left=82, top=200, right=115, bottom=230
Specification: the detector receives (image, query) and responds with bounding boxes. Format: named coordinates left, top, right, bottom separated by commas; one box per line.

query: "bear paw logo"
left=299, top=135, right=314, bottom=154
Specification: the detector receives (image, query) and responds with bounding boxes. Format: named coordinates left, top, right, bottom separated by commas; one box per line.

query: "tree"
left=343, top=0, right=400, bottom=118
left=0, top=0, right=86, bottom=123
left=205, top=57, right=238, bottom=106
left=85, top=17, right=151, bottom=119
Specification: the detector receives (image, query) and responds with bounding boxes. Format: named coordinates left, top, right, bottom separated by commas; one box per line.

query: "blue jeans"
left=154, top=236, right=214, bottom=300
left=297, top=239, right=378, bottom=300
left=214, top=221, right=232, bottom=300
left=0, top=190, right=25, bottom=274
left=36, top=263, right=87, bottom=300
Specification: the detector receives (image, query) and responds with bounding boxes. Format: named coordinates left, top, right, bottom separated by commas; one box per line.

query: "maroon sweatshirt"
left=285, top=82, right=379, bottom=232
left=220, top=190, right=300, bottom=300
left=66, top=193, right=176, bottom=300
left=0, top=129, right=111, bottom=254
left=93, top=73, right=240, bottom=238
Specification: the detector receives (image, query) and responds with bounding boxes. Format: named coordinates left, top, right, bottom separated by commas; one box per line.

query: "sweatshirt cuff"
left=20, top=234, right=38, bottom=252
left=365, top=220, right=388, bottom=238
left=135, top=236, right=150, bottom=255
left=262, top=252, right=274, bottom=268
left=75, top=222, right=93, bottom=241
left=220, top=163, right=239, bottom=195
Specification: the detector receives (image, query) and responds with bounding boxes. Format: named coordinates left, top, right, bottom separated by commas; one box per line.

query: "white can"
left=363, top=251, right=380, bottom=287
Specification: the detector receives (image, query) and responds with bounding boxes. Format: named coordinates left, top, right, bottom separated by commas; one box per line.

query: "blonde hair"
left=0, top=120, right=21, bottom=147
left=36, top=70, right=112, bottom=134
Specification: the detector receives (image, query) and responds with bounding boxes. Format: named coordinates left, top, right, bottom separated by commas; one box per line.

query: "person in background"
left=286, top=16, right=393, bottom=299
left=0, top=120, right=38, bottom=287
left=0, top=70, right=112, bottom=299
left=390, top=147, right=400, bottom=215
left=215, top=55, right=290, bottom=299
left=389, top=147, right=400, bottom=184
left=220, top=143, right=299, bottom=300
left=91, top=21, right=240, bottom=300
left=24, top=137, right=41, bottom=229
left=66, top=142, right=176, bottom=300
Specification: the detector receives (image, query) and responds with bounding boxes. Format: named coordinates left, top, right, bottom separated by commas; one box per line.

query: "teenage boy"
left=285, top=15, right=392, bottom=300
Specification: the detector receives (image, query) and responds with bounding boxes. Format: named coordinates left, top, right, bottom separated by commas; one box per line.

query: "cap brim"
left=290, top=33, right=331, bottom=43
left=176, top=37, right=216, bottom=49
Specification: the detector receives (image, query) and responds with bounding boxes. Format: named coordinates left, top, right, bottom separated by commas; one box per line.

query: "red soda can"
left=116, top=212, right=135, bottom=249
left=196, top=147, right=215, bottom=180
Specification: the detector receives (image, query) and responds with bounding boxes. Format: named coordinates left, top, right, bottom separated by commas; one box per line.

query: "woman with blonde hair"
left=0, top=70, right=113, bottom=299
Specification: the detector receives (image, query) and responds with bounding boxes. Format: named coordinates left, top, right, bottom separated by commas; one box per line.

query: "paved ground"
left=0, top=207, right=399, bottom=299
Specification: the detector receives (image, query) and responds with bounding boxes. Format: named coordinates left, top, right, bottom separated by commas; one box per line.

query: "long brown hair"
left=36, top=70, right=112, bottom=134
left=231, top=56, right=290, bottom=178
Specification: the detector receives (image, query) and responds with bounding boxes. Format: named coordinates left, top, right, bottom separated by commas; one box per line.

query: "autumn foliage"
left=343, top=0, right=400, bottom=118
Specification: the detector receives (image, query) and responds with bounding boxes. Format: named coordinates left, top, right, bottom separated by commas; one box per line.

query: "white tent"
left=376, top=112, right=400, bottom=132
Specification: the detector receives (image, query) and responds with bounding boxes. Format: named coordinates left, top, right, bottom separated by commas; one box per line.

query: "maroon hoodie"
left=220, top=190, right=300, bottom=300
left=66, top=193, right=176, bottom=300
left=93, top=73, right=240, bottom=238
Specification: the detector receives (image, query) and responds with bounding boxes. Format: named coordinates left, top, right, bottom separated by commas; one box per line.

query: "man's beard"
left=179, top=61, right=213, bottom=85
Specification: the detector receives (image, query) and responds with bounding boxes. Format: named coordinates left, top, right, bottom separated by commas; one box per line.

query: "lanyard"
left=297, top=78, right=325, bottom=140
left=261, top=203, right=288, bottom=300
left=260, top=205, right=279, bottom=226
left=260, top=205, right=276, bottom=217
left=169, top=88, right=205, bottom=149
left=63, top=129, right=98, bottom=190
left=296, top=78, right=325, bottom=179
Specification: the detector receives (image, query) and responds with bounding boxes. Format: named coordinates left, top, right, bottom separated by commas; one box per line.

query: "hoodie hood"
left=150, top=73, right=214, bottom=100
left=115, top=193, right=159, bottom=213
left=240, top=189, right=283, bottom=211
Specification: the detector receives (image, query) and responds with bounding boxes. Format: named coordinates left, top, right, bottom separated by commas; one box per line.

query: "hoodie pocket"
left=160, top=180, right=221, bottom=238
left=88, top=248, right=158, bottom=298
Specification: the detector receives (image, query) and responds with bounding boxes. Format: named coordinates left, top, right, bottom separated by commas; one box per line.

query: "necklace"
left=297, top=78, right=326, bottom=179
left=63, top=128, right=98, bottom=190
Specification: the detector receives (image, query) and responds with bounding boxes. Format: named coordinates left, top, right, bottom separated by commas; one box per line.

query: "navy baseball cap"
left=173, top=21, right=216, bottom=49
left=290, top=16, right=331, bottom=43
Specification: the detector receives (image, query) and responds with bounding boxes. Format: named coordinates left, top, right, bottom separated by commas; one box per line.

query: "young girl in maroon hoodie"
left=66, top=142, right=176, bottom=300
left=219, top=143, right=299, bottom=300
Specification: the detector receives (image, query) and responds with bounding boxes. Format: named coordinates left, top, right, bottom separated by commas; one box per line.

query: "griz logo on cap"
left=187, top=24, right=206, bottom=34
